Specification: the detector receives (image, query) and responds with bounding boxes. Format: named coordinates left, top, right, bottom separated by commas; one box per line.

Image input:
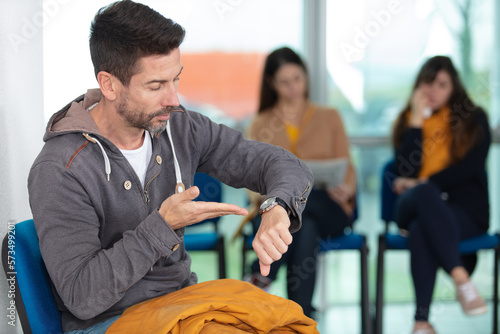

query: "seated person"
left=391, top=55, right=490, bottom=334
left=28, top=2, right=314, bottom=333
left=244, top=47, right=357, bottom=318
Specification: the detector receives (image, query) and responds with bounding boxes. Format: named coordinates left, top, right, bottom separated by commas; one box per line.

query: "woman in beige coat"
left=245, top=47, right=356, bottom=318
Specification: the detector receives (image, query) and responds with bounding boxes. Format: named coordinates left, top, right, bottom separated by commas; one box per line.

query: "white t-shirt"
left=120, top=131, right=152, bottom=188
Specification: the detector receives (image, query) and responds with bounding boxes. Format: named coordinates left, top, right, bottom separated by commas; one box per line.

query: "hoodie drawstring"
left=166, top=120, right=184, bottom=193
left=82, top=120, right=183, bottom=190
left=83, top=133, right=111, bottom=181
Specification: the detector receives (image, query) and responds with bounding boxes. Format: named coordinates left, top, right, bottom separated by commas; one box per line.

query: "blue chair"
left=317, top=229, right=371, bottom=334
left=375, top=160, right=500, bottom=334
left=184, top=172, right=226, bottom=278
left=241, top=199, right=371, bottom=334
left=1, top=219, right=63, bottom=334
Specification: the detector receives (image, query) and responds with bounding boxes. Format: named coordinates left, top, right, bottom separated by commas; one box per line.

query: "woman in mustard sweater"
left=392, top=56, right=490, bottom=334
left=245, top=47, right=356, bottom=318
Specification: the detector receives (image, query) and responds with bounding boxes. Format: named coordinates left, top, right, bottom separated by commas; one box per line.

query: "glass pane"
left=325, top=0, right=495, bottom=136
left=179, top=0, right=303, bottom=128
left=43, top=0, right=304, bottom=126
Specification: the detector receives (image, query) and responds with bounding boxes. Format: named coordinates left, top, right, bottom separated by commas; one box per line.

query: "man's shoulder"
left=32, top=132, right=95, bottom=170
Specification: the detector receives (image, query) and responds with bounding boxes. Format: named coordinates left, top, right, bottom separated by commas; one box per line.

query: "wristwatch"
left=259, top=197, right=290, bottom=216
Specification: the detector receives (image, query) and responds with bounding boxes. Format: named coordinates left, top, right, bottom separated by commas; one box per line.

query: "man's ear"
left=97, top=71, right=120, bottom=101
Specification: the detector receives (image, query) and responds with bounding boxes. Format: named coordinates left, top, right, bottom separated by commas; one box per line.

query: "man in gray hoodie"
left=28, top=0, right=313, bottom=332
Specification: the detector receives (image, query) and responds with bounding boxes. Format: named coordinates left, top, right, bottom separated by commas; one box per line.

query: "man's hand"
left=252, top=206, right=292, bottom=277
left=159, top=186, right=248, bottom=229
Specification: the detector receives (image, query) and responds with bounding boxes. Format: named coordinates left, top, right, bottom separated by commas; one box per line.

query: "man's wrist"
left=259, top=197, right=290, bottom=216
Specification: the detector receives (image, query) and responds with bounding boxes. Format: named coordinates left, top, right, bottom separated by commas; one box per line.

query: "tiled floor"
left=315, top=301, right=494, bottom=334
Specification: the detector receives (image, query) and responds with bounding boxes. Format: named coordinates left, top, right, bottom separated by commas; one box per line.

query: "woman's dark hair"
left=89, top=0, right=185, bottom=86
left=258, top=47, right=309, bottom=113
left=392, top=55, right=482, bottom=162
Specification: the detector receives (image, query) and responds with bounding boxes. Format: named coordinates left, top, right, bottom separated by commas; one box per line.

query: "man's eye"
left=150, top=86, right=161, bottom=91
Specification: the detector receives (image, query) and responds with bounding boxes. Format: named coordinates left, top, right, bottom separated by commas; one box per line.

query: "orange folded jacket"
left=106, top=279, right=318, bottom=334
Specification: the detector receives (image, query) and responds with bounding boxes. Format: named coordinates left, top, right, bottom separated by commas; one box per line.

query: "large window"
left=179, top=0, right=303, bottom=128
left=43, top=0, right=304, bottom=128
left=322, top=0, right=498, bottom=196
left=325, top=0, right=496, bottom=137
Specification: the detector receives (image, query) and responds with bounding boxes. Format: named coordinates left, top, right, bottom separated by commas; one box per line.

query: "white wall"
left=0, top=0, right=45, bottom=332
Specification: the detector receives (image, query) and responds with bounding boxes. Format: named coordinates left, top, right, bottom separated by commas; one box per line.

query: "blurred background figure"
left=391, top=56, right=491, bottom=334
left=244, top=47, right=357, bottom=318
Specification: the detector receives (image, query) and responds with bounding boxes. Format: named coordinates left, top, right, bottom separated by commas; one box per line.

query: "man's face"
left=116, top=48, right=182, bottom=134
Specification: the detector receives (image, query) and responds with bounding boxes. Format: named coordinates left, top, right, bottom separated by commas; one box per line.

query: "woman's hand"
left=409, top=87, right=429, bottom=127
left=392, top=177, right=420, bottom=194
left=327, top=184, right=354, bottom=205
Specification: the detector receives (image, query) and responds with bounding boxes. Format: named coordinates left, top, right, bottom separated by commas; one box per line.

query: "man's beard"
left=117, top=95, right=173, bottom=134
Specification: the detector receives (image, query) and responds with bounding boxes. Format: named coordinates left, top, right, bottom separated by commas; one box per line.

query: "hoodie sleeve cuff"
left=270, top=192, right=309, bottom=233
left=137, top=210, right=183, bottom=257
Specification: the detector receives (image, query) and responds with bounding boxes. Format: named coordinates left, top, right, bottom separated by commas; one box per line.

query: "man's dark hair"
left=89, top=0, right=185, bottom=85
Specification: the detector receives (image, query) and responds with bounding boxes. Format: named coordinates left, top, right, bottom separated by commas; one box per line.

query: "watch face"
left=260, top=197, right=276, bottom=210
left=259, top=196, right=289, bottom=216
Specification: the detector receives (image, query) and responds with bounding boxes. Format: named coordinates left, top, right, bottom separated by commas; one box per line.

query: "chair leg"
left=360, top=239, right=371, bottom=334
left=241, top=236, right=252, bottom=279
left=241, top=236, right=247, bottom=279
left=318, top=252, right=327, bottom=312
left=493, top=244, right=499, bottom=334
left=375, top=235, right=386, bottom=334
left=217, top=236, right=226, bottom=279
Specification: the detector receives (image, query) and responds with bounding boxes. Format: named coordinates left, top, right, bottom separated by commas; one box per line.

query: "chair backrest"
left=186, top=173, right=227, bottom=278
left=352, top=194, right=360, bottom=222
left=380, top=160, right=398, bottom=224
left=194, top=172, right=222, bottom=203
left=191, top=173, right=223, bottom=228
left=1, top=219, right=63, bottom=334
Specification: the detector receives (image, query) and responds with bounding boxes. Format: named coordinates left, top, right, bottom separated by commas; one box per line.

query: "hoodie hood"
left=44, top=89, right=187, bottom=183
left=44, top=89, right=103, bottom=142
left=44, top=89, right=113, bottom=181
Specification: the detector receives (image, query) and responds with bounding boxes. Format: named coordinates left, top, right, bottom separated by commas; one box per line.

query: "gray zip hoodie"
left=28, top=89, right=312, bottom=331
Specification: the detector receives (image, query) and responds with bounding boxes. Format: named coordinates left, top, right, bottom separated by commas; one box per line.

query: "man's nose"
left=161, top=83, right=180, bottom=107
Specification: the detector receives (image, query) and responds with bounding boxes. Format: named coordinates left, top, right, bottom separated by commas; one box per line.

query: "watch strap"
left=275, top=197, right=290, bottom=215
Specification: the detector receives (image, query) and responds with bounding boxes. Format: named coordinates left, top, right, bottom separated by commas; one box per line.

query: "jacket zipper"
left=143, top=171, right=161, bottom=204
